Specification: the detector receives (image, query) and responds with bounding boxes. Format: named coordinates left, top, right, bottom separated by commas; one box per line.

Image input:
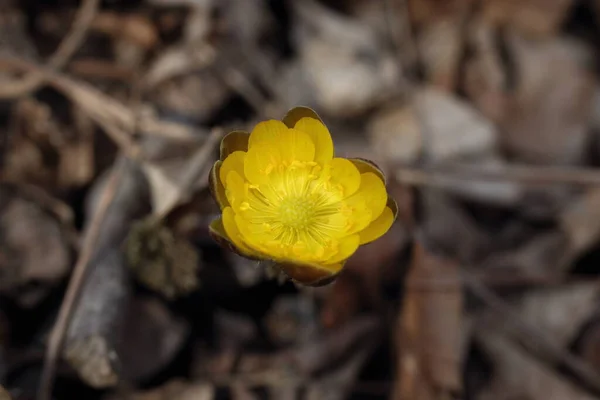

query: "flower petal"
left=219, top=151, right=246, bottom=185
left=327, top=234, right=360, bottom=264
left=282, top=106, right=324, bottom=128
left=248, top=120, right=288, bottom=150
left=358, top=206, right=394, bottom=244
left=349, top=158, right=386, bottom=184
left=225, top=171, right=246, bottom=211
left=245, top=128, right=315, bottom=185
left=312, top=158, right=361, bottom=203
left=210, top=213, right=261, bottom=260
left=220, top=130, right=250, bottom=161
left=277, top=260, right=343, bottom=286
left=355, top=172, right=388, bottom=221
left=293, top=117, right=334, bottom=163
left=209, top=161, right=229, bottom=209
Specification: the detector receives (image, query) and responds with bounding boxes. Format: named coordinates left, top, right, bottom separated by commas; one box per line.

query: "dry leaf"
left=393, top=242, right=464, bottom=400
left=477, top=331, right=595, bottom=400
left=291, top=0, right=400, bottom=117
left=418, top=19, right=463, bottom=91
left=475, top=283, right=600, bottom=347
left=106, top=380, right=214, bottom=400
left=481, top=0, right=575, bottom=38
left=463, top=18, right=508, bottom=122
left=0, top=386, right=11, bottom=400
left=500, top=33, right=594, bottom=165
left=560, top=188, right=600, bottom=256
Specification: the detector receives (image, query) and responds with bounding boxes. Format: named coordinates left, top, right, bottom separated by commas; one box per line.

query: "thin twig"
left=0, top=0, right=100, bottom=98
left=396, top=163, right=600, bottom=187
left=37, top=159, right=126, bottom=400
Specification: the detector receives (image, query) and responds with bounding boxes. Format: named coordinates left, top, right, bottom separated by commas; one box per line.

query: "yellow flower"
left=209, top=107, right=397, bottom=286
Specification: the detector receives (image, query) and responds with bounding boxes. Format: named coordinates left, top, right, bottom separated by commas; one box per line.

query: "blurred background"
left=2, top=0, right=600, bottom=399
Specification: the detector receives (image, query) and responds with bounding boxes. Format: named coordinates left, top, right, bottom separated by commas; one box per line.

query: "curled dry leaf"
left=500, top=33, right=595, bottom=165
left=139, top=129, right=220, bottom=218
left=393, top=242, right=464, bottom=400
left=291, top=0, right=400, bottom=117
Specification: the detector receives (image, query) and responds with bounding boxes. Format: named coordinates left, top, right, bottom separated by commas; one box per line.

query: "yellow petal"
left=219, top=151, right=246, bottom=185
left=234, top=214, right=277, bottom=255
left=358, top=206, right=394, bottom=244
left=248, top=120, right=288, bottom=150
left=224, top=171, right=246, bottom=211
left=210, top=213, right=261, bottom=260
left=339, top=194, right=372, bottom=235
left=313, top=158, right=361, bottom=202
left=282, top=106, right=324, bottom=128
left=220, top=130, right=250, bottom=161
left=222, top=207, right=260, bottom=258
left=294, top=117, right=334, bottom=163
left=326, top=234, right=360, bottom=264
left=244, top=129, right=315, bottom=185
left=209, top=161, right=229, bottom=210
left=356, top=172, right=388, bottom=220
left=349, top=158, right=386, bottom=184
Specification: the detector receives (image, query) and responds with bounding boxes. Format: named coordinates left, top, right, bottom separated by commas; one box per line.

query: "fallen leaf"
left=393, top=242, right=464, bottom=400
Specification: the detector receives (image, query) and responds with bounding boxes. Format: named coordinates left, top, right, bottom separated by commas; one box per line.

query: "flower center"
left=278, top=196, right=316, bottom=229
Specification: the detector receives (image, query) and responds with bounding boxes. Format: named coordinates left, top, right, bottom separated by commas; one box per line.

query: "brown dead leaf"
left=481, top=0, right=575, bottom=38
left=139, top=128, right=221, bottom=218
left=463, top=19, right=508, bottom=123
left=321, top=220, right=408, bottom=329
left=500, top=33, right=595, bottom=165
left=393, top=242, right=464, bottom=400
left=369, top=87, right=498, bottom=162
left=477, top=330, right=595, bottom=400
left=417, top=19, right=464, bottom=91
left=291, top=0, right=400, bottom=117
